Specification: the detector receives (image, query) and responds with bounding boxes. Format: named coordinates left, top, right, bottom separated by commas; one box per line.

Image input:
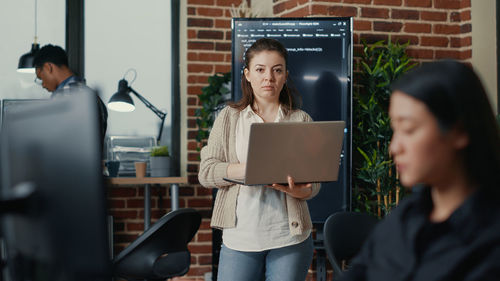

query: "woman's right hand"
left=227, top=163, right=246, bottom=179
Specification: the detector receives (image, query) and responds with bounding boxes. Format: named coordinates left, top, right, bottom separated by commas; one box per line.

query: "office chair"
left=113, top=208, right=201, bottom=281
left=323, top=212, right=378, bottom=280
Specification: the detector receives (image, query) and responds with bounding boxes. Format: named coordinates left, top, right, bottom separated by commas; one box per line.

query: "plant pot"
left=150, top=156, right=170, bottom=177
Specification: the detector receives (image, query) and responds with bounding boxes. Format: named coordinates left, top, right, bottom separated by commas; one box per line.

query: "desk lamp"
left=108, top=70, right=167, bottom=144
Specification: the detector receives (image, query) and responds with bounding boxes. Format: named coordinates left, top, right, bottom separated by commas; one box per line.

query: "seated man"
left=33, top=44, right=108, bottom=143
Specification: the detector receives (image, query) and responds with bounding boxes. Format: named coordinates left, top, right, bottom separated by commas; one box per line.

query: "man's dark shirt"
left=51, top=76, right=108, bottom=144
left=339, top=186, right=500, bottom=281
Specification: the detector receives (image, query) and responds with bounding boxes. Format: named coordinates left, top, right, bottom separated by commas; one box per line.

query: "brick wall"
left=109, top=0, right=472, bottom=280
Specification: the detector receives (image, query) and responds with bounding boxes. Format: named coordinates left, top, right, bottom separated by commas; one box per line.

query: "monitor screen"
left=0, top=93, right=111, bottom=280
left=232, top=17, right=353, bottom=222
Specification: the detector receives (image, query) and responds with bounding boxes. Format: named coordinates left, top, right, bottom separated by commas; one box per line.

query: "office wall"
left=0, top=0, right=65, bottom=100
left=471, top=0, right=497, bottom=113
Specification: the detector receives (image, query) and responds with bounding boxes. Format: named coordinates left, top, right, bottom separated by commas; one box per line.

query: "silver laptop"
left=223, top=121, right=345, bottom=186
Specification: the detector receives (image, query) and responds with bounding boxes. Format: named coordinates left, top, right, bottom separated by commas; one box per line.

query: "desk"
left=107, top=177, right=188, bottom=230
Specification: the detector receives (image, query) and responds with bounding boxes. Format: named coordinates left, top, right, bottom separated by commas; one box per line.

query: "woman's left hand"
left=266, top=175, right=312, bottom=199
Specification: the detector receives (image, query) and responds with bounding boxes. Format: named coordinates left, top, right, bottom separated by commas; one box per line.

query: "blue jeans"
left=217, top=235, right=314, bottom=281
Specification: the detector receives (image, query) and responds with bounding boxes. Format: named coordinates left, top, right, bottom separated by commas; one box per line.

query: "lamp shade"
left=17, top=43, right=40, bottom=73
left=108, top=79, right=135, bottom=112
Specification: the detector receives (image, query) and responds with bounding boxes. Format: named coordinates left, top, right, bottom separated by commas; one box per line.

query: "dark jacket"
left=339, top=186, right=500, bottom=281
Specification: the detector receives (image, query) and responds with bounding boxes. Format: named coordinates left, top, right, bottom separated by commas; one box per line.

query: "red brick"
left=373, top=21, right=403, bottom=32
left=187, top=18, right=213, bottom=28
left=188, top=0, right=214, bottom=4
left=281, top=6, right=310, bottom=17
left=197, top=7, right=223, bottom=17
left=196, top=186, right=213, bottom=196
left=187, top=97, right=198, bottom=106
left=392, top=9, right=419, bottom=20
left=198, top=53, right=225, bottom=62
left=361, top=8, right=390, bottom=19
left=215, top=19, right=231, bottom=28
left=392, top=35, right=419, bottom=45
left=311, top=4, right=328, bottom=15
left=450, top=36, right=472, bottom=48
left=188, top=85, right=203, bottom=95
left=198, top=30, right=224, bottom=40
left=187, top=129, right=198, bottom=139
left=404, top=23, right=431, bottom=33
left=433, top=24, right=461, bottom=35
left=187, top=163, right=198, bottom=172
left=344, top=0, right=370, bottom=3
left=188, top=64, right=213, bottom=73
left=187, top=29, right=197, bottom=39
left=215, top=64, right=231, bottom=73
left=188, top=152, right=200, bottom=161
left=188, top=198, right=213, bottom=208
left=215, top=0, right=238, bottom=6
left=225, top=30, right=232, bottom=40
left=374, top=0, right=402, bottom=6
left=188, top=119, right=197, bottom=129
left=109, top=187, right=136, bottom=197
left=404, top=0, right=431, bottom=7
left=187, top=52, right=197, bottom=61
left=435, top=49, right=471, bottom=60
left=198, top=255, right=212, bottom=265
left=434, top=0, right=463, bottom=9
left=215, top=42, right=231, bottom=51
left=188, top=175, right=200, bottom=184
left=421, top=11, right=447, bottom=21
left=126, top=222, right=144, bottom=231
left=406, top=48, right=434, bottom=59
left=186, top=265, right=212, bottom=277
left=188, top=41, right=214, bottom=50
left=188, top=244, right=212, bottom=253
left=354, top=19, right=371, bottom=31
left=460, top=24, right=471, bottom=34
left=359, top=33, right=389, bottom=44
left=126, top=198, right=145, bottom=208
left=327, top=6, right=358, bottom=17
left=421, top=36, right=449, bottom=47
left=187, top=7, right=196, bottom=15
left=450, top=10, right=471, bottom=22
left=273, top=1, right=287, bottom=14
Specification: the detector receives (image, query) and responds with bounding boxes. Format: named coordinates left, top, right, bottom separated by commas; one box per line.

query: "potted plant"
left=353, top=39, right=416, bottom=217
left=195, top=72, right=231, bottom=150
left=150, top=145, right=170, bottom=177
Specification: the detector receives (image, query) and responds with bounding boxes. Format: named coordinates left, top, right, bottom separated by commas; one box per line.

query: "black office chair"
left=323, top=212, right=378, bottom=280
left=113, top=208, right=201, bottom=281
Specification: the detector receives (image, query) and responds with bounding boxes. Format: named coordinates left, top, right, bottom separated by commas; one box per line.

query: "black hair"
left=33, top=44, right=69, bottom=69
left=391, top=60, right=500, bottom=194
left=230, top=38, right=301, bottom=115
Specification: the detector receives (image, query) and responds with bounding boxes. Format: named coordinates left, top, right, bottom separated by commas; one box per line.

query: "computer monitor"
left=0, top=93, right=111, bottom=280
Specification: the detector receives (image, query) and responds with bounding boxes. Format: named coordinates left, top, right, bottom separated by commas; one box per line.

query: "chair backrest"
left=323, top=212, right=378, bottom=279
left=113, top=208, right=201, bottom=280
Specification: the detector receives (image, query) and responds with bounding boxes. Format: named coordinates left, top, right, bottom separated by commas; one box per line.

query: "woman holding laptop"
left=198, top=38, right=320, bottom=281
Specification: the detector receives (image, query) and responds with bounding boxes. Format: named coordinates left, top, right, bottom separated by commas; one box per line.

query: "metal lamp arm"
left=128, top=86, right=167, bottom=144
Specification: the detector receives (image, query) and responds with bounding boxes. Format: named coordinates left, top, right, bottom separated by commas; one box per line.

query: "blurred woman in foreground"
left=340, top=60, right=500, bottom=280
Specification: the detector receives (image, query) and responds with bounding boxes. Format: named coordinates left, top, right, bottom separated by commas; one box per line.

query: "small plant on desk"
left=150, top=146, right=170, bottom=177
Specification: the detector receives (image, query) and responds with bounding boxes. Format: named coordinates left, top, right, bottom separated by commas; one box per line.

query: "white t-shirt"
left=222, top=105, right=310, bottom=251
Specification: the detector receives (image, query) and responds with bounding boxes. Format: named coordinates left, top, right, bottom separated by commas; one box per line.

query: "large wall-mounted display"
left=231, top=17, right=353, bottom=223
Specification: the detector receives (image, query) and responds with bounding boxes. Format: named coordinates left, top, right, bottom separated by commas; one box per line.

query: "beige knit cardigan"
left=198, top=106, right=321, bottom=236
